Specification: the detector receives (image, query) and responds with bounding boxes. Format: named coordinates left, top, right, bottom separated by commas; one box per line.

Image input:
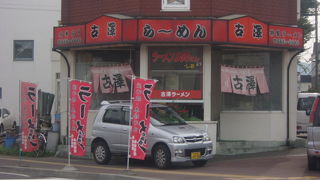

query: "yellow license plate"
left=191, top=152, right=201, bottom=160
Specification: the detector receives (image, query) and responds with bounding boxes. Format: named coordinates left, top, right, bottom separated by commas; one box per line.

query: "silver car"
left=91, top=101, right=213, bottom=169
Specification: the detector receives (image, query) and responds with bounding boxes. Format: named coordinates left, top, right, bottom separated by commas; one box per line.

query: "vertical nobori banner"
left=130, top=78, right=157, bottom=160
left=20, top=81, right=38, bottom=152
left=69, top=80, right=92, bottom=156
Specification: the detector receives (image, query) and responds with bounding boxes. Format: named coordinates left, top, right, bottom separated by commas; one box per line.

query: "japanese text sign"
left=152, top=90, right=202, bottom=99
left=86, top=16, right=122, bottom=44
left=139, top=20, right=211, bottom=42
left=53, top=25, right=85, bottom=48
left=90, top=64, right=134, bottom=94
left=130, top=78, right=157, bottom=160
left=20, top=81, right=38, bottom=152
left=228, top=17, right=268, bottom=45
left=69, top=80, right=93, bottom=156
left=221, top=65, right=269, bottom=96
left=269, top=25, right=304, bottom=49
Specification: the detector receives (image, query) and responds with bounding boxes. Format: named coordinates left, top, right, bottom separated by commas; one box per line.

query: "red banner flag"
left=130, top=78, right=157, bottom=160
left=69, top=80, right=93, bottom=156
left=20, top=81, right=38, bottom=152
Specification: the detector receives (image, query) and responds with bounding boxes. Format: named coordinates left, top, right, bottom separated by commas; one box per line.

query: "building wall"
left=0, top=0, right=61, bottom=120
left=61, top=0, right=297, bottom=26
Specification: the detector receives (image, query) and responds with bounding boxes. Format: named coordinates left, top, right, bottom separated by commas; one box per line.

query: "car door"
left=100, top=106, right=123, bottom=152
left=119, top=107, right=130, bottom=153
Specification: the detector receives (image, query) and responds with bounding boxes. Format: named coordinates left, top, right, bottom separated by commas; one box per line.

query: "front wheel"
left=192, top=160, right=208, bottom=167
left=153, top=144, right=171, bottom=169
left=93, top=141, right=111, bottom=164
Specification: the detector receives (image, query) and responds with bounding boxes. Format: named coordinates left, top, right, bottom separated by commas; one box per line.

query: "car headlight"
left=173, top=136, right=185, bottom=143
left=203, top=134, right=211, bottom=142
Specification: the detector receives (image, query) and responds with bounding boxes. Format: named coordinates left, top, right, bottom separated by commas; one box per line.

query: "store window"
left=149, top=47, right=203, bottom=121
left=221, top=51, right=282, bottom=111
left=75, top=50, right=135, bottom=110
left=13, top=40, right=34, bottom=61
left=161, top=0, right=190, bottom=11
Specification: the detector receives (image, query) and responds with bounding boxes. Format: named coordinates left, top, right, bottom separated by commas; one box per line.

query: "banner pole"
left=18, top=80, right=22, bottom=165
left=126, top=75, right=135, bottom=171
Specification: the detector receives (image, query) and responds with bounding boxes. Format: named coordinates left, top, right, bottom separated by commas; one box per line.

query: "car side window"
left=103, top=108, right=121, bottom=124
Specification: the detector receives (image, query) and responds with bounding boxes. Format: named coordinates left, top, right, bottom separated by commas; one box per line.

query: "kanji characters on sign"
left=69, top=80, right=93, bottom=156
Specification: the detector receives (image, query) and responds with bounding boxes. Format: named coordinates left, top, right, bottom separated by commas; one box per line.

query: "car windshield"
left=150, top=106, right=187, bottom=126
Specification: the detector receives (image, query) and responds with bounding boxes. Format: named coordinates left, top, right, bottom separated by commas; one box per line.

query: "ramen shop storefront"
left=53, top=14, right=303, bottom=154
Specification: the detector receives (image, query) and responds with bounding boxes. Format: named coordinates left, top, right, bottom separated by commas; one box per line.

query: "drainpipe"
left=286, top=50, right=304, bottom=146
left=52, top=48, right=71, bottom=78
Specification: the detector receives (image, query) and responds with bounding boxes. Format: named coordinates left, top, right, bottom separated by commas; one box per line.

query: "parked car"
left=0, top=107, right=16, bottom=134
left=306, top=95, right=320, bottom=170
left=91, top=101, right=213, bottom=169
left=297, top=93, right=320, bottom=134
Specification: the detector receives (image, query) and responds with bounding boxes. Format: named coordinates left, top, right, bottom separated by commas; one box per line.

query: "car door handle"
left=123, top=129, right=128, bottom=131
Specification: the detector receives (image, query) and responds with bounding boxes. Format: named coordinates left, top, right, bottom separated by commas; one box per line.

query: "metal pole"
left=315, top=1, right=319, bottom=91
left=126, top=75, right=135, bottom=170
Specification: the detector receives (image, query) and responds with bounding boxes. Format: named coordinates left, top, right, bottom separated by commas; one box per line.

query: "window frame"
left=13, top=40, right=34, bottom=61
left=161, top=0, right=190, bottom=12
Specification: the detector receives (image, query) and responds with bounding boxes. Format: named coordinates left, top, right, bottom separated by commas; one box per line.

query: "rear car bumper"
left=307, top=148, right=320, bottom=157
left=168, top=141, right=214, bottom=162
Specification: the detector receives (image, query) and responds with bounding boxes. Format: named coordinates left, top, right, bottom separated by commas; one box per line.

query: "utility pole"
left=315, top=0, right=319, bottom=91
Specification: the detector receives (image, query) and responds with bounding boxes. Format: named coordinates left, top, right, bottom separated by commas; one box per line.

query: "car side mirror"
left=306, top=109, right=311, bottom=116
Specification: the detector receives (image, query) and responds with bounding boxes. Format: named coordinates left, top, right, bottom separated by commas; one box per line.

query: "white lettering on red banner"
left=221, top=65, right=269, bottom=95
left=20, top=81, right=39, bottom=152
left=69, top=80, right=93, bottom=156
left=130, top=78, right=157, bottom=160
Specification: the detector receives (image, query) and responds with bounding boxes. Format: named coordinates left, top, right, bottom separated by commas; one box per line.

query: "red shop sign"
left=269, top=25, right=303, bottom=49
left=228, top=16, right=268, bottom=45
left=53, top=25, right=85, bottom=48
left=69, top=80, right=92, bottom=156
left=20, top=81, right=38, bottom=152
left=86, top=16, right=122, bottom=44
left=152, top=90, right=202, bottom=99
left=139, top=19, right=211, bottom=42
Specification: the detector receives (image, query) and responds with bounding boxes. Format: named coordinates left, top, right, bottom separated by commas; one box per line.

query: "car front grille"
left=184, top=135, right=204, bottom=143
left=185, top=148, right=206, bottom=156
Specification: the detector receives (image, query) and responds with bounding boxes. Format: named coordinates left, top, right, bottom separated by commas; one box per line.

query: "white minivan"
left=297, top=93, right=320, bottom=134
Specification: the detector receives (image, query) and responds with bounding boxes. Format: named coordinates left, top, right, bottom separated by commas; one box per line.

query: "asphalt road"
left=0, top=147, right=320, bottom=180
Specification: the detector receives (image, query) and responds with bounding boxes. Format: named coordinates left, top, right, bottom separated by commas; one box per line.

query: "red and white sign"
left=20, top=81, right=38, bottom=152
left=69, top=80, right=92, bottom=156
left=90, top=64, right=134, bottom=93
left=86, top=16, right=122, bottom=44
left=152, top=90, right=202, bottom=99
left=228, top=16, right=268, bottom=45
left=139, top=19, right=211, bottom=42
left=53, top=25, right=85, bottom=48
left=221, top=65, right=269, bottom=96
left=269, top=25, right=304, bottom=49
left=130, top=78, right=157, bottom=160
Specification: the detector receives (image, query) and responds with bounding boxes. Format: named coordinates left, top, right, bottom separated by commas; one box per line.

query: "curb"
left=0, top=165, right=161, bottom=180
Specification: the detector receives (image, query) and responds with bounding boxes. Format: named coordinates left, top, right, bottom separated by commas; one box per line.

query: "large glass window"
left=221, top=51, right=282, bottom=111
left=149, top=47, right=204, bottom=121
left=75, top=50, right=134, bottom=109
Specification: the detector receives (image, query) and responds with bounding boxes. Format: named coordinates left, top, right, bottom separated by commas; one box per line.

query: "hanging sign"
left=90, top=64, right=134, bottom=94
left=130, top=78, right=157, bottom=160
left=20, top=81, right=39, bottom=152
left=152, top=90, right=202, bottom=99
left=139, top=19, right=211, bottom=42
left=69, top=80, right=93, bottom=156
left=221, top=65, right=269, bottom=96
left=269, top=25, right=304, bottom=49
left=53, top=25, right=85, bottom=48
